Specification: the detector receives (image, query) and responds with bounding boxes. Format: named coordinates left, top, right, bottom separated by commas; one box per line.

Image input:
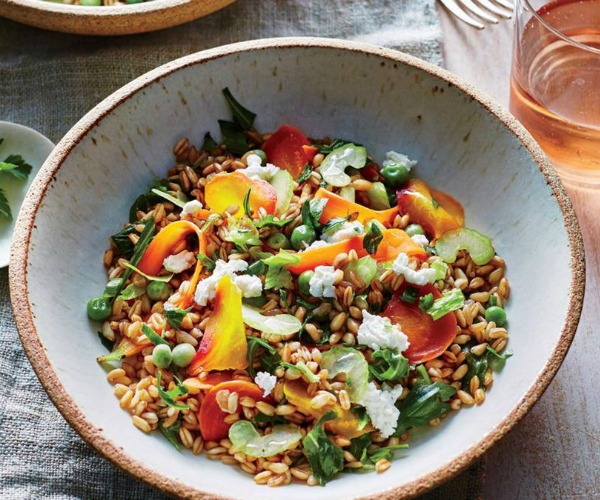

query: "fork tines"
left=440, top=0, right=514, bottom=29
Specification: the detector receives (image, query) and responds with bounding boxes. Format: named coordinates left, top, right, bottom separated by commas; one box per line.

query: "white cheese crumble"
left=383, top=151, right=417, bottom=170
left=392, top=252, right=436, bottom=286
left=181, top=200, right=203, bottom=217
left=305, top=240, right=330, bottom=250
left=237, top=153, right=280, bottom=181
left=163, top=250, right=196, bottom=274
left=321, top=220, right=364, bottom=244
left=254, top=371, right=277, bottom=397
left=308, top=265, right=339, bottom=298
left=359, top=382, right=404, bottom=439
left=357, top=311, right=410, bottom=352
left=194, top=259, right=262, bottom=306
left=411, top=234, right=430, bottom=249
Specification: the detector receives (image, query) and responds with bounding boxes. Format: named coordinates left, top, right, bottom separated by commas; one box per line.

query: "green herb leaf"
left=261, top=250, right=301, bottom=267
left=349, top=433, right=371, bottom=463
left=222, top=87, right=256, bottom=130
left=117, top=283, right=146, bottom=301
left=302, top=411, right=344, bottom=485
left=317, top=139, right=352, bottom=155
left=129, top=179, right=169, bottom=223
left=141, top=323, right=170, bottom=347
left=253, top=215, right=294, bottom=229
left=246, top=337, right=281, bottom=378
left=110, top=224, right=137, bottom=259
left=0, top=188, right=11, bottom=220
left=123, top=262, right=173, bottom=283
left=416, top=363, right=431, bottom=384
left=296, top=164, right=312, bottom=184
left=368, top=444, right=409, bottom=462
left=265, top=266, right=293, bottom=290
left=159, top=419, right=182, bottom=451
left=219, top=120, right=248, bottom=157
left=198, top=252, right=217, bottom=272
left=201, top=132, right=218, bottom=152
left=157, top=370, right=190, bottom=410
left=301, top=198, right=327, bottom=230
left=423, top=288, right=465, bottom=321
left=394, top=379, right=456, bottom=437
left=350, top=406, right=371, bottom=432
left=431, top=198, right=440, bottom=209
left=252, top=413, right=287, bottom=426
left=103, top=278, right=123, bottom=298
left=150, top=188, right=187, bottom=209
left=0, top=154, right=32, bottom=180
left=97, top=331, right=115, bottom=352
left=280, top=360, right=320, bottom=384
left=369, top=349, right=410, bottom=382
left=362, top=222, right=383, bottom=255
left=243, top=188, right=252, bottom=218
left=322, top=216, right=350, bottom=235
left=247, top=260, right=267, bottom=276
left=164, top=306, right=192, bottom=330
left=223, top=214, right=261, bottom=251
left=487, top=345, right=513, bottom=362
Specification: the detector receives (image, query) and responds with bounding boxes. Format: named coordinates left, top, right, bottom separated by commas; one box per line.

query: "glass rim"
left=521, top=0, right=600, bottom=55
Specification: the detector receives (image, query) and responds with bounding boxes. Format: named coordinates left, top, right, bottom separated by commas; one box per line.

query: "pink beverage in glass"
left=510, top=0, right=600, bottom=184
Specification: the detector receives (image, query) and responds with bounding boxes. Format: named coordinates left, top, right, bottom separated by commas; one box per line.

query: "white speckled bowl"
left=9, top=38, right=585, bottom=499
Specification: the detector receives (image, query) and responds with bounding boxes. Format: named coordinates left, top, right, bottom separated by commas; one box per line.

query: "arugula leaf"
left=164, top=306, right=192, bottom=330
left=122, top=262, right=173, bottom=283
left=103, top=278, right=123, bottom=298
left=117, top=283, right=146, bottom=301
left=110, top=224, right=137, bottom=259
left=265, top=266, right=293, bottom=290
left=198, top=252, right=217, bottom=272
left=301, top=198, right=327, bottom=230
left=156, top=370, right=190, bottom=410
left=350, top=406, right=371, bottom=431
left=279, top=289, right=292, bottom=314
left=219, top=120, right=248, bottom=157
left=253, top=215, right=294, bottom=229
left=246, top=337, right=281, bottom=378
left=280, top=361, right=319, bottom=384
left=243, top=188, right=252, bottom=218
left=141, top=323, right=170, bottom=347
left=487, top=345, right=513, bottom=361
left=0, top=188, right=11, bottom=219
left=150, top=188, right=187, bottom=209
left=222, top=87, right=256, bottom=130
left=422, top=288, right=465, bottom=321
left=317, top=139, right=352, bottom=155
left=369, top=349, right=410, bottom=382
left=97, top=331, right=115, bottom=352
left=129, top=179, right=169, bottom=222
left=394, top=380, right=456, bottom=437
left=302, top=411, right=344, bottom=485
left=261, top=250, right=301, bottom=267
left=0, top=154, right=32, bottom=180
left=296, top=164, right=312, bottom=184
left=349, top=433, right=371, bottom=463
left=112, top=217, right=155, bottom=301
left=362, top=222, right=383, bottom=254
left=367, top=444, right=409, bottom=462
left=159, top=419, right=182, bottom=451
left=252, top=413, right=287, bottom=426
left=201, top=132, right=218, bottom=152
left=296, top=297, right=318, bottom=311
left=463, top=351, right=488, bottom=390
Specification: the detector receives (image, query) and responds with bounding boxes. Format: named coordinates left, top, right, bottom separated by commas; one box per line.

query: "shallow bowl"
left=9, top=38, right=585, bottom=499
left=0, top=0, right=236, bottom=36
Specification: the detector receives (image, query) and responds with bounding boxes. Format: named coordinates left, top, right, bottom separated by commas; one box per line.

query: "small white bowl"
left=9, top=38, right=585, bottom=499
left=0, top=122, right=54, bottom=268
left=0, top=0, right=236, bottom=36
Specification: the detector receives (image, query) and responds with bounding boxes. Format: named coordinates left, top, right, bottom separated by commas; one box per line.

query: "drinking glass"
left=510, top=0, right=600, bottom=185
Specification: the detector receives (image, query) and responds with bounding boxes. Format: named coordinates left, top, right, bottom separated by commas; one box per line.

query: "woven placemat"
left=0, top=1, right=484, bottom=497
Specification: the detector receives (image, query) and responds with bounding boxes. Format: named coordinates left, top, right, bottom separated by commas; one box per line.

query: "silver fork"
left=439, top=0, right=514, bottom=29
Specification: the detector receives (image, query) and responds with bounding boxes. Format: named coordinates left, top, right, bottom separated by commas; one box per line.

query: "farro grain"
left=474, top=388, right=486, bottom=405
left=132, top=415, right=151, bottom=433
left=452, top=364, right=469, bottom=381
left=457, top=390, right=475, bottom=406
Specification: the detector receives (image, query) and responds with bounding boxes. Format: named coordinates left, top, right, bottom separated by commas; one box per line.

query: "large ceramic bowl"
left=0, top=0, right=236, bottom=36
left=9, top=38, right=585, bottom=499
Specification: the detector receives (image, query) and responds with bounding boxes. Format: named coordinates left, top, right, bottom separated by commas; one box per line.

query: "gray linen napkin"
left=0, top=1, right=484, bottom=498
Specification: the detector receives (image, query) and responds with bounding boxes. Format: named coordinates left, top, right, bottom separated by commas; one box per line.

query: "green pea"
left=87, top=297, right=111, bottom=321
left=298, top=270, right=315, bottom=295
left=290, top=225, right=317, bottom=250
left=268, top=233, right=291, bottom=250
left=405, top=224, right=425, bottom=237
left=79, top=0, right=102, bottom=5
left=152, top=344, right=172, bottom=369
left=380, top=163, right=410, bottom=187
left=147, top=281, right=171, bottom=301
left=172, top=343, right=196, bottom=368
left=485, top=306, right=507, bottom=327
left=248, top=149, right=267, bottom=164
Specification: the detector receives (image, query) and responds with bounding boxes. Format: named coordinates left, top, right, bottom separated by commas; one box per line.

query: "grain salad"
left=88, top=89, right=511, bottom=487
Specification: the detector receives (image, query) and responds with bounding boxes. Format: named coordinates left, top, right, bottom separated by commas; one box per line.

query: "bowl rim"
left=8, top=37, right=586, bottom=499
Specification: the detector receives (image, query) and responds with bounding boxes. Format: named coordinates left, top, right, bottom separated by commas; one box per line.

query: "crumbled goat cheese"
left=309, top=265, right=339, bottom=298
left=163, top=250, right=196, bottom=274
left=357, top=311, right=410, bottom=352
left=392, top=252, right=436, bottom=286
left=237, top=153, right=280, bottom=181
left=411, top=234, right=430, bottom=249
left=359, top=382, right=404, bottom=439
left=194, top=259, right=262, bottom=306
left=383, top=151, right=417, bottom=170
left=181, top=200, right=204, bottom=217
left=254, top=371, right=277, bottom=397
left=321, top=220, right=364, bottom=244
left=305, top=240, right=330, bottom=250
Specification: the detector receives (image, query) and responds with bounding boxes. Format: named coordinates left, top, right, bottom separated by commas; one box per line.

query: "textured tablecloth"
left=0, top=1, right=485, bottom=498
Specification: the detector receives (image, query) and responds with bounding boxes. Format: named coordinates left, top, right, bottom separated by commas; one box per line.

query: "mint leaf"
left=302, top=411, right=344, bottom=485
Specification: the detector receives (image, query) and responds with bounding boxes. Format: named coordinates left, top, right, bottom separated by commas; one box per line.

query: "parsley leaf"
left=0, top=189, right=11, bottom=220
left=369, top=349, right=410, bottom=382
left=246, top=337, right=281, bottom=378
left=150, top=188, right=187, bottom=209
left=222, top=87, right=256, bottom=130
left=141, top=323, right=170, bottom=347
left=110, top=224, right=137, bottom=259
left=164, top=306, right=192, bottom=330
left=253, top=215, right=294, bottom=229
left=117, top=283, right=146, bottom=301
left=159, top=418, right=182, bottom=451
left=363, top=223, right=383, bottom=254
left=302, top=411, right=344, bottom=485
left=261, top=250, right=301, bottom=267
left=156, top=370, right=190, bottom=410
left=265, top=266, right=293, bottom=290
left=129, top=179, right=169, bottom=223
left=201, top=132, right=218, bottom=152
left=301, top=198, right=327, bottom=230
left=317, top=139, right=352, bottom=155
left=296, top=164, right=312, bottom=184
left=219, top=120, right=248, bottom=157
left=0, top=154, right=32, bottom=180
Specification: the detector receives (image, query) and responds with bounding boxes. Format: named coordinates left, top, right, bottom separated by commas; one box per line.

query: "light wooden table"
left=438, top=8, right=600, bottom=499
